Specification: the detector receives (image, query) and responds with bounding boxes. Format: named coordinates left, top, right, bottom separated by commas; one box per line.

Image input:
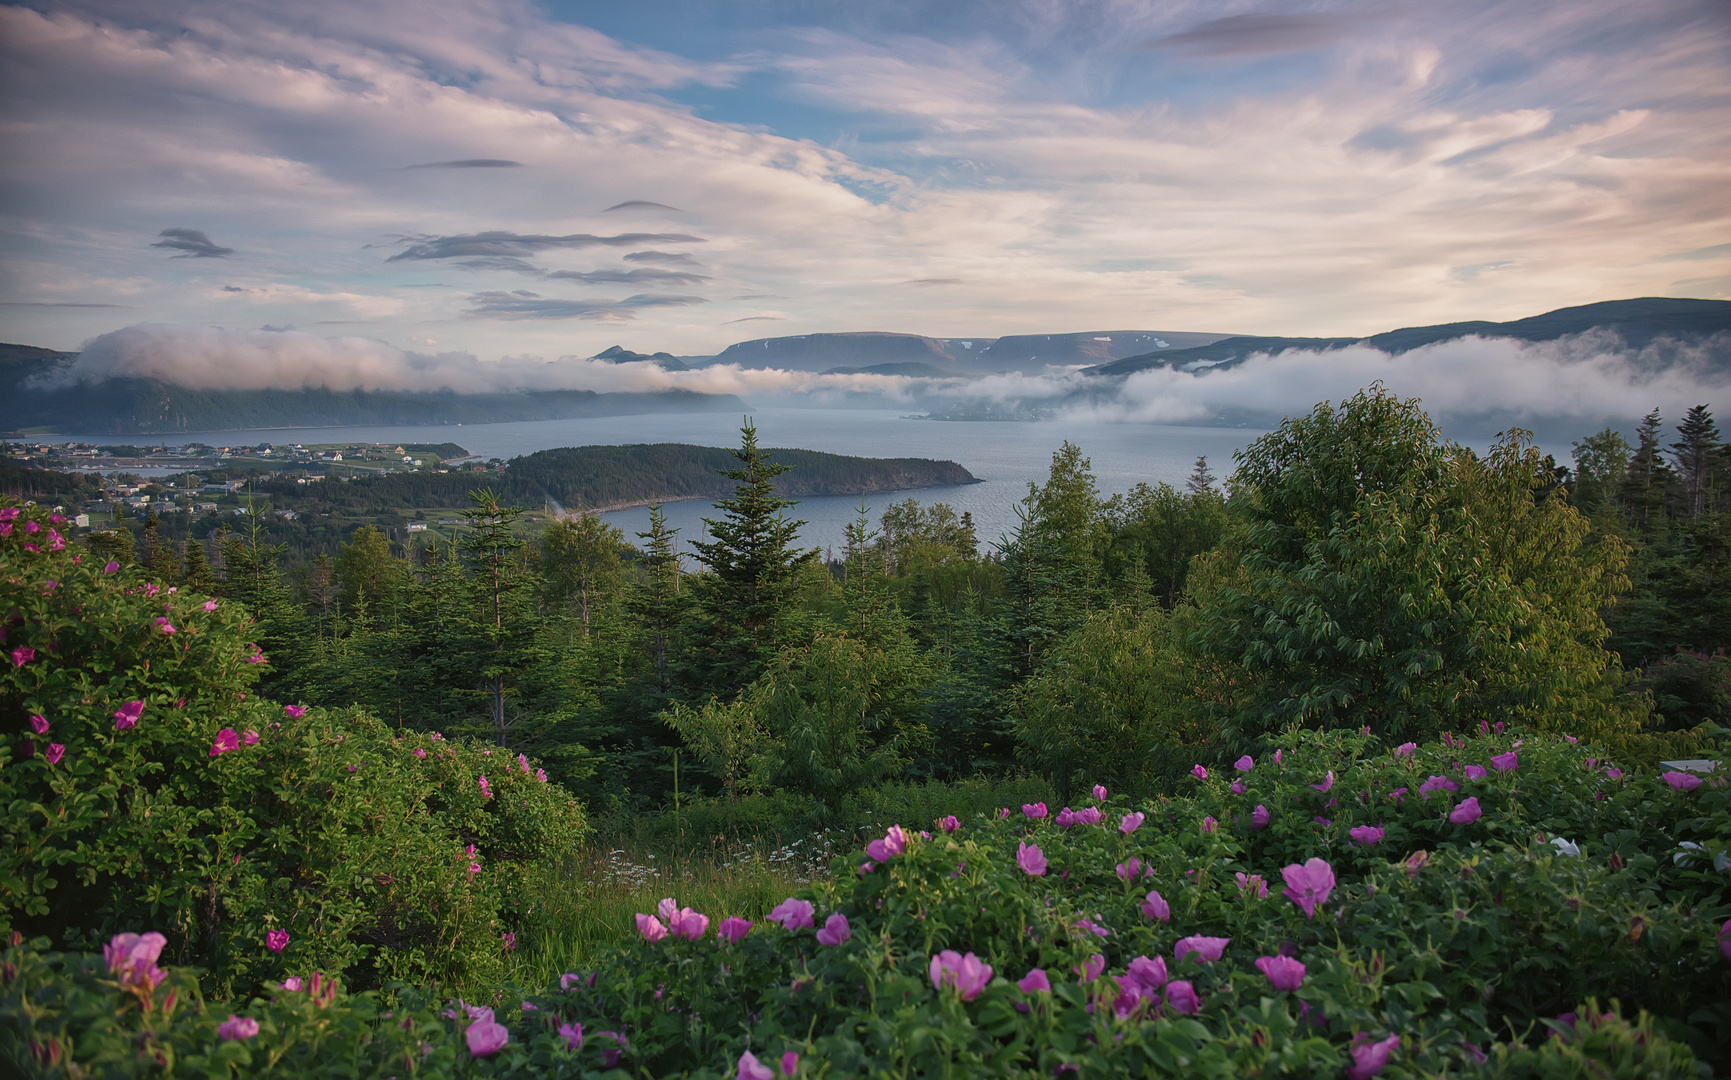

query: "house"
left=406, top=522, right=428, bottom=532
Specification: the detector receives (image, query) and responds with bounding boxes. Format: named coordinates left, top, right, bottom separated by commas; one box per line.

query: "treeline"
left=98, top=395, right=1729, bottom=817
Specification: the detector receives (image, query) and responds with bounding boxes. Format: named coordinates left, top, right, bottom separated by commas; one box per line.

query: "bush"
left=0, top=502, right=588, bottom=995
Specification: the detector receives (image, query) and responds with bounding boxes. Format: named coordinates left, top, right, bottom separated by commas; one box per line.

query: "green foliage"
left=0, top=505, right=587, bottom=997
left=1196, top=389, right=1638, bottom=743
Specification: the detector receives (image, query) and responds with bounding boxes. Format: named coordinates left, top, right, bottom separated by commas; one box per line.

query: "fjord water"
left=58, top=407, right=1265, bottom=555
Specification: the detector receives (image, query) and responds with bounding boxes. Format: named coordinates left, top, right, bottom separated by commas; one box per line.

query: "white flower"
left=1550, top=837, right=1580, bottom=857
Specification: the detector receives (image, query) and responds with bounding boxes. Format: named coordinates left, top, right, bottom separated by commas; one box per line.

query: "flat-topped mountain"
left=710, top=329, right=1236, bottom=374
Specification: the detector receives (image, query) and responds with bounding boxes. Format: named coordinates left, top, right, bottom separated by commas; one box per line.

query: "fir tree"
left=1670, top=404, right=1722, bottom=518
left=1185, top=455, right=1217, bottom=496
left=1619, top=408, right=1675, bottom=531
left=181, top=535, right=219, bottom=593
left=143, top=510, right=179, bottom=583
left=627, top=504, right=686, bottom=698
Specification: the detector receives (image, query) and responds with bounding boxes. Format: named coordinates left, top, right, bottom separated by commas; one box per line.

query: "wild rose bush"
left=0, top=503, right=586, bottom=994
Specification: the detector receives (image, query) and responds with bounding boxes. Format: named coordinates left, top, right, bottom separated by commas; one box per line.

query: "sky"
left=1, top=0, right=1728, bottom=374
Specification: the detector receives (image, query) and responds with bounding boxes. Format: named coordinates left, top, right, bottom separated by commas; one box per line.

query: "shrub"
left=0, top=503, right=587, bottom=995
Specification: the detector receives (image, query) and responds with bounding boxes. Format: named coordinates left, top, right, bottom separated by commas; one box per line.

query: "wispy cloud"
left=402, top=158, right=522, bottom=169
left=604, top=200, right=684, bottom=212
left=462, top=290, right=708, bottom=319
left=151, top=228, right=234, bottom=259
left=388, top=231, right=706, bottom=261
left=1141, top=13, right=1365, bottom=57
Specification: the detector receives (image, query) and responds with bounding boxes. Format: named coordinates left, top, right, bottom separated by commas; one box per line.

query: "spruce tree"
left=685, top=421, right=818, bottom=697
left=627, top=504, right=686, bottom=698
left=181, top=535, right=219, bottom=593
left=1619, top=408, right=1675, bottom=531
left=1185, top=455, right=1217, bottom=496
left=1670, top=404, right=1722, bottom=518
left=143, top=510, right=179, bottom=583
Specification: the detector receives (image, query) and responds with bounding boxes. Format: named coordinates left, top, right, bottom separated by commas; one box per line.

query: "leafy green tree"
left=1108, top=480, right=1232, bottom=607
left=1195, top=388, right=1639, bottom=742
left=334, top=525, right=400, bottom=615
left=1570, top=427, right=1632, bottom=512
left=685, top=421, right=819, bottom=697
left=536, top=512, right=626, bottom=634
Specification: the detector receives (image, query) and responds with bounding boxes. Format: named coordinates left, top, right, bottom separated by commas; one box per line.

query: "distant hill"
left=231, top=443, right=982, bottom=517
left=710, top=329, right=1236, bottom=374
left=1085, top=298, right=1731, bottom=377
left=0, top=344, right=742, bottom=435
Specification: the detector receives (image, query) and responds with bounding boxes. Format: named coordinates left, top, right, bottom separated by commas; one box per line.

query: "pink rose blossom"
left=242, top=729, right=259, bottom=746
left=104, top=932, right=168, bottom=991
left=815, top=913, right=852, bottom=946
left=1092, top=783, right=1108, bottom=800
left=768, top=897, right=815, bottom=931
left=1174, top=935, right=1230, bottom=964
left=11, top=647, right=34, bottom=668
left=1418, top=775, right=1459, bottom=798
left=1164, top=980, right=1201, bottom=1014
left=1234, top=871, right=1268, bottom=898
left=1125, top=955, right=1168, bottom=993
left=1023, top=802, right=1048, bottom=819
left=1251, top=804, right=1270, bottom=829
left=218, top=1015, right=260, bottom=1041
left=1017, top=968, right=1051, bottom=993
left=929, top=950, right=993, bottom=999
left=1464, top=765, right=1487, bottom=780
left=738, top=1050, right=774, bottom=1080
left=1256, top=955, right=1305, bottom=991
left=669, top=907, right=709, bottom=940
left=1073, top=806, right=1102, bottom=825
left=937, top=814, right=960, bottom=832
left=1234, top=755, right=1254, bottom=771
left=1016, top=840, right=1048, bottom=876
left=535, top=768, right=548, bottom=782
left=46, top=743, right=65, bottom=765
left=1346, top=1033, right=1400, bottom=1079
left=1075, top=953, right=1105, bottom=982
left=29, top=714, right=48, bottom=735
left=1190, top=764, right=1207, bottom=780
left=1201, top=816, right=1217, bottom=834
left=1490, top=752, right=1518, bottom=772
left=559, top=1021, right=583, bottom=1049
left=634, top=913, right=668, bottom=942
left=465, top=1012, right=509, bottom=1056
left=718, top=917, right=753, bottom=943
left=1395, top=742, right=1416, bottom=756
left=1311, top=770, right=1334, bottom=793
left=1230, top=781, right=1247, bottom=794
left=266, top=929, right=289, bottom=952
left=1449, top=796, right=1483, bottom=824
left=1281, top=858, right=1336, bottom=919
left=209, top=728, right=240, bottom=756
left=284, top=705, right=307, bottom=719
left=1349, top=825, right=1385, bottom=846
left=1662, top=771, right=1703, bottom=791
left=1141, top=889, right=1170, bottom=922
left=478, top=775, right=492, bottom=798
left=1119, top=812, right=1145, bottom=835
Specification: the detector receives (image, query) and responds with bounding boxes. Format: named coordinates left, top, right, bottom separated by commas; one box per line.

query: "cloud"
left=624, top=250, right=701, bottom=265
left=544, top=267, right=709, bottom=285
left=603, top=200, right=684, bottom=212
left=904, top=278, right=962, bottom=286
left=462, top=290, right=708, bottom=319
left=403, top=159, right=522, bottom=168
left=0, top=301, right=126, bottom=308
left=151, top=228, right=234, bottom=259
left=727, top=315, right=782, bottom=323
left=1141, top=13, right=1364, bottom=57
left=387, top=231, right=706, bottom=261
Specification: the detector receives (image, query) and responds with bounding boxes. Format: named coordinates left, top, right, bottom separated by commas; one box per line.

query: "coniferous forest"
left=4, top=392, right=1730, bottom=1078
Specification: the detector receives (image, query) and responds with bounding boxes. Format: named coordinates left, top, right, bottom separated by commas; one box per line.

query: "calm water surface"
left=54, top=408, right=1266, bottom=555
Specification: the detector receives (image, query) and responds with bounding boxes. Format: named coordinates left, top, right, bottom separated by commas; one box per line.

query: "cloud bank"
left=48, top=323, right=1725, bottom=429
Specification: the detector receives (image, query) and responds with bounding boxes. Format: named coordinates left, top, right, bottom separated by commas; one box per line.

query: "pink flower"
left=209, top=728, right=240, bottom=757
left=1274, top=748, right=1285, bottom=765
left=104, top=560, right=120, bottom=573
left=536, top=768, right=548, bottom=782
left=1022, top=802, right=1048, bottom=819
left=1490, top=752, right=1518, bottom=772
left=1281, top=858, right=1336, bottom=919
left=997, top=807, right=1010, bottom=819
left=203, top=600, right=218, bottom=611
left=1073, top=806, right=1102, bottom=825
left=1234, top=871, right=1268, bottom=898
left=1017, top=968, right=1051, bottom=993
left=0, top=508, right=13, bottom=520
left=518, top=753, right=531, bottom=774
left=1125, top=955, right=1168, bottom=993
left=29, top=714, right=48, bottom=735
left=242, top=729, right=259, bottom=746
left=104, top=932, right=168, bottom=991
left=1719, top=920, right=1730, bottom=961
left=929, top=950, right=992, bottom=1000
left=280, top=976, right=303, bottom=992
left=1565, top=734, right=1579, bottom=744
left=718, top=916, right=753, bottom=943
left=815, top=913, right=852, bottom=946
left=1092, top=783, right=1108, bottom=801
left=468, top=861, right=481, bottom=876
left=1251, top=804, right=1270, bottom=829
left=559, top=1021, right=583, bottom=1049
left=1174, top=935, right=1230, bottom=964
left=1464, top=765, right=1487, bottom=780
left=1190, top=764, right=1208, bottom=780
left=1349, top=825, right=1385, bottom=846
left=1604, top=767, right=1623, bottom=780
left=1141, top=889, right=1170, bottom=922
left=1449, top=796, right=1483, bottom=824
left=1076, top=954, right=1105, bottom=982
left=1073, top=917, right=1110, bottom=938
left=634, top=913, right=669, bottom=942
left=46, top=743, right=65, bottom=765
left=1311, top=770, right=1334, bottom=793
left=502, top=932, right=517, bottom=950
left=1256, top=955, right=1305, bottom=991
left=23, top=520, right=40, bottom=534
left=1346, top=1033, right=1400, bottom=1079
left=738, top=1050, right=775, bottom=1080
left=266, top=929, right=290, bottom=952
left=1387, top=787, right=1409, bottom=803
left=595, top=1030, right=628, bottom=1067
left=1230, top=781, right=1247, bottom=795
left=1119, top=812, right=1145, bottom=835
left=284, top=705, right=307, bottom=718
left=218, top=1015, right=260, bottom=1041
left=413, top=748, right=427, bottom=758
left=478, top=775, right=492, bottom=798
left=1395, top=742, right=1416, bottom=757
left=1313, top=816, right=1333, bottom=827
left=11, top=647, right=34, bottom=668
left=1233, top=755, right=1254, bottom=772
left=1164, top=980, right=1200, bottom=1014
left=866, top=825, right=910, bottom=862
left=768, top=897, right=815, bottom=931
left=1016, top=840, right=1047, bottom=876
left=937, top=814, right=960, bottom=832
left=156, top=617, right=176, bottom=634
left=466, top=1013, right=509, bottom=1056
left=1418, top=775, right=1458, bottom=798
left=1662, top=771, right=1703, bottom=791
